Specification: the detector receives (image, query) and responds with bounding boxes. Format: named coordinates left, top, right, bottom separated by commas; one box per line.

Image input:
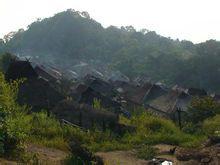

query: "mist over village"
left=0, top=0, right=220, bottom=164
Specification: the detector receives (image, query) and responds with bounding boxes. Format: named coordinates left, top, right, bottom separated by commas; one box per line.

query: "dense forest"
left=1, top=9, right=220, bottom=92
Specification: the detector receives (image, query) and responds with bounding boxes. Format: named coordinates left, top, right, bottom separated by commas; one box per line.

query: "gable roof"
left=83, top=74, right=116, bottom=97
left=186, top=87, right=207, bottom=97
left=144, top=86, right=192, bottom=115
left=112, top=81, right=153, bottom=105
left=34, top=65, right=61, bottom=82
left=5, top=60, right=38, bottom=81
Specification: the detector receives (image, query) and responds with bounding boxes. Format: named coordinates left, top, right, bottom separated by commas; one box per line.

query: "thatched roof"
left=111, top=81, right=152, bottom=105
left=5, top=60, right=38, bottom=81
left=144, top=85, right=192, bottom=115
left=144, top=84, right=168, bottom=104
left=18, top=78, right=64, bottom=111
left=175, top=92, right=192, bottom=112
left=34, top=65, right=61, bottom=82
left=70, top=82, right=121, bottom=112
left=187, top=88, right=207, bottom=97
left=83, top=74, right=116, bottom=97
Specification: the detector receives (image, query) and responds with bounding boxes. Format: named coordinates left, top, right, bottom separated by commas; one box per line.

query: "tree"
left=3, top=9, right=220, bottom=92
left=0, top=39, right=5, bottom=53
left=187, top=97, right=220, bottom=124
left=0, top=53, right=16, bottom=73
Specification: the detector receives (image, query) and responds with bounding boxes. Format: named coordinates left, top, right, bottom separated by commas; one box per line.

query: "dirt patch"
left=26, top=144, right=69, bottom=164
left=154, top=143, right=220, bottom=165
left=0, top=158, right=17, bottom=165
left=0, top=144, right=69, bottom=165
left=96, top=150, right=148, bottom=165
left=96, top=144, right=220, bottom=165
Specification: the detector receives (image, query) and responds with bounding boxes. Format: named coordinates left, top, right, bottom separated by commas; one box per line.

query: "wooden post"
left=177, top=108, right=182, bottom=129
left=102, top=120, right=106, bottom=132
left=79, top=111, right=82, bottom=127
left=91, top=118, right=95, bottom=130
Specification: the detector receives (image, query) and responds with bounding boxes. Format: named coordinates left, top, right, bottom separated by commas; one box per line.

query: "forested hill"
left=1, top=9, right=220, bottom=92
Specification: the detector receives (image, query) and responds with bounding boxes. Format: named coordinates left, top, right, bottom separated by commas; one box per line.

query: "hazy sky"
left=0, top=0, right=220, bottom=43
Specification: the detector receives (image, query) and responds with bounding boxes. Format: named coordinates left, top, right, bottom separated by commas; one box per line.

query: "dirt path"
left=96, top=145, right=178, bottom=165
left=26, top=144, right=69, bottom=164
left=95, top=144, right=200, bottom=165
left=0, top=144, right=69, bottom=165
left=96, top=150, right=149, bottom=165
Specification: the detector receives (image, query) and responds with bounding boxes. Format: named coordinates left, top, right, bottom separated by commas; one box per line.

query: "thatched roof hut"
left=52, top=100, right=118, bottom=129
left=5, top=60, right=38, bottom=81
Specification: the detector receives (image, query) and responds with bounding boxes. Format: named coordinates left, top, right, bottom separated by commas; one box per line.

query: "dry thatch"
left=5, top=60, right=38, bottom=81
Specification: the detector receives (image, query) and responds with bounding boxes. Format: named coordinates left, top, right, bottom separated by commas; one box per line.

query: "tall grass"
left=27, top=111, right=69, bottom=151
left=120, top=112, right=206, bottom=148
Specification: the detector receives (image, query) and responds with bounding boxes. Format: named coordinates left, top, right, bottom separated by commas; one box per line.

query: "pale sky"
left=0, top=0, right=220, bottom=43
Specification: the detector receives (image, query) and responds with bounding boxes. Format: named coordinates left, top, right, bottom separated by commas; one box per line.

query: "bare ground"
left=0, top=144, right=69, bottom=165
left=96, top=144, right=220, bottom=165
left=96, top=150, right=149, bottom=165
left=26, top=144, right=69, bottom=164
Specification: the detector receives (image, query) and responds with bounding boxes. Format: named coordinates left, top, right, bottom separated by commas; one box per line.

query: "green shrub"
left=121, top=112, right=205, bottom=148
left=0, top=72, right=30, bottom=157
left=93, top=98, right=102, bottom=110
left=187, top=97, right=220, bottom=123
left=30, top=111, right=63, bottom=138
left=64, top=155, right=94, bottom=165
left=203, top=115, right=220, bottom=137
left=136, top=145, right=157, bottom=160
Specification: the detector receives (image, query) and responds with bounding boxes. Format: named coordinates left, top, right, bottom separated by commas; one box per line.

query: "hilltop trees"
left=0, top=39, right=5, bottom=53
left=0, top=53, right=16, bottom=73
left=2, top=9, right=220, bottom=92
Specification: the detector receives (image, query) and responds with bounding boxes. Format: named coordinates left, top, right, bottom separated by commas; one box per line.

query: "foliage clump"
left=136, top=145, right=157, bottom=160
left=0, top=72, right=30, bottom=158
left=120, top=112, right=205, bottom=148
left=203, top=115, right=220, bottom=137
left=187, top=97, right=220, bottom=124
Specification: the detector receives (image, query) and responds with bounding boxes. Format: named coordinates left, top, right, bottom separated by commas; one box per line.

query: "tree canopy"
left=2, top=9, right=220, bottom=92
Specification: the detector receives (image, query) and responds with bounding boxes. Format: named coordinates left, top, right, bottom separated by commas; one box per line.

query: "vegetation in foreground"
left=0, top=70, right=220, bottom=163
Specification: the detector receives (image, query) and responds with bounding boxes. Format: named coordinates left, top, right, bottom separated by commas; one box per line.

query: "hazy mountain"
left=2, top=9, right=220, bottom=92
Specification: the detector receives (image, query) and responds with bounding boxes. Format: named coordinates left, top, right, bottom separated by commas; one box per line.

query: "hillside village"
left=2, top=55, right=220, bottom=164
left=1, top=8, right=220, bottom=165
left=6, top=56, right=219, bottom=123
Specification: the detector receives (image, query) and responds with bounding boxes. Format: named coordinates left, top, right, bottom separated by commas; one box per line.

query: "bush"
left=203, top=115, right=220, bottom=137
left=181, top=122, right=204, bottom=135
left=121, top=112, right=205, bottom=148
left=136, top=145, right=157, bottom=160
left=187, top=97, right=220, bottom=123
left=30, top=111, right=63, bottom=138
left=64, top=155, right=85, bottom=165
left=93, top=98, right=102, bottom=110
left=0, top=72, right=30, bottom=157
